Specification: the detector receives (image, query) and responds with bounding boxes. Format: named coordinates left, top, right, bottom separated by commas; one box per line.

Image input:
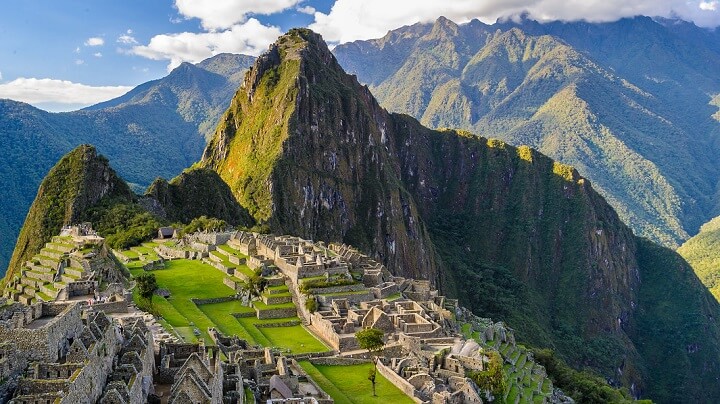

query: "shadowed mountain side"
left=143, top=168, right=254, bottom=226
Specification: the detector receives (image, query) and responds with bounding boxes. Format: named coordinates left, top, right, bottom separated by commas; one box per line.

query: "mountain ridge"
left=333, top=16, right=720, bottom=249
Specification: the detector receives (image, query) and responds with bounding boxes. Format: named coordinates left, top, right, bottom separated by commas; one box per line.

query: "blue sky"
left=0, top=0, right=718, bottom=111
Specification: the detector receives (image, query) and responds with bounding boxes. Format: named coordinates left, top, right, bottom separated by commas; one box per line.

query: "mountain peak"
left=4, top=145, right=132, bottom=285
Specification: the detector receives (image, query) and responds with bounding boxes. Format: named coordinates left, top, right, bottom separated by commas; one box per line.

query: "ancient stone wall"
left=376, top=361, right=423, bottom=403
left=256, top=307, right=298, bottom=319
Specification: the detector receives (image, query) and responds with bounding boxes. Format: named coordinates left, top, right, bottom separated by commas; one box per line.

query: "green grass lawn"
left=198, top=300, right=328, bottom=353
left=298, top=362, right=414, bottom=404
left=129, top=258, right=329, bottom=353
left=199, top=300, right=258, bottom=342
left=130, top=259, right=235, bottom=343
left=260, top=325, right=328, bottom=353
left=217, top=244, right=245, bottom=256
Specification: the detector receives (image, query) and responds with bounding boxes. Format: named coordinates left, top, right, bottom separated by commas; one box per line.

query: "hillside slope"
left=678, top=215, right=720, bottom=300
left=4, top=145, right=134, bottom=284
left=333, top=16, right=720, bottom=249
left=0, top=53, right=254, bottom=275
left=202, top=29, right=720, bottom=402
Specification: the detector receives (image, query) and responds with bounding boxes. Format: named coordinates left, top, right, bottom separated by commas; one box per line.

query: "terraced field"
left=126, top=250, right=329, bottom=353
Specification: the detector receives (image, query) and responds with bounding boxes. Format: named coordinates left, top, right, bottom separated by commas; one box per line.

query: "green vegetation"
left=356, top=327, right=386, bottom=397
left=3, top=145, right=134, bottom=286
left=85, top=199, right=164, bottom=250
left=200, top=31, right=304, bottom=222
left=299, top=276, right=356, bottom=294
left=136, top=273, right=158, bottom=306
left=532, top=349, right=637, bottom=404
left=129, top=259, right=236, bottom=343
left=298, top=361, right=414, bottom=404
left=128, top=257, right=327, bottom=353
left=334, top=19, right=720, bottom=249
left=466, top=351, right=507, bottom=400
left=678, top=215, right=720, bottom=300
left=0, top=54, right=255, bottom=277
left=145, top=169, right=253, bottom=227
left=633, top=239, right=720, bottom=402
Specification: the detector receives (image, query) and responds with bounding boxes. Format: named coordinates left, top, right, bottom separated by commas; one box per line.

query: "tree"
left=355, top=327, right=385, bottom=396
left=239, top=274, right=267, bottom=302
left=136, top=273, right=158, bottom=307
left=467, top=350, right=507, bottom=401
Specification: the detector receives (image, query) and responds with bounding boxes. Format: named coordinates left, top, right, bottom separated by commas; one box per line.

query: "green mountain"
left=3, top=145, right=134, bottom=285
left=333, top=16, right=720, bottom=249
left=201, top=29, right=720, bottom=402
left=0, top=53, right=254, bottom=276
left=678, top=215, right=720, bottom=300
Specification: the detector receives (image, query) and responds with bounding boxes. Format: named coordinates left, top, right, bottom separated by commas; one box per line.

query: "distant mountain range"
left=0, top=53, right=254, bottom=275
left=333, top=16, right=720, bottom=249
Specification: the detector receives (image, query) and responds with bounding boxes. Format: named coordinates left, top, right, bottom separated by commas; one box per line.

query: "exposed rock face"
left=4, top=145, right=133, bottom=284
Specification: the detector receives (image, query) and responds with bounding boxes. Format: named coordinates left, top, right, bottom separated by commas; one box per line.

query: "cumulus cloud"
left=297, top=5, right=316, bottom=15
left=0, top=78, right=132, bottom=107
left=174, top=0, right=300, bottom=30
left=75, top=59, right=85, bottom=65
left=84, top=37, right=104, bottom=46
left=94, top=52, right=102, bottom=58
left=310, top=0, right=720, bottom=43
left=132, top=18, right=281, bottom=70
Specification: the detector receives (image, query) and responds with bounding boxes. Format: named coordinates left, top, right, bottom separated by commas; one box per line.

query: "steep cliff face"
left=4, top=145, right=133, bottom=283
left=201, top=30, right=720, bottom=402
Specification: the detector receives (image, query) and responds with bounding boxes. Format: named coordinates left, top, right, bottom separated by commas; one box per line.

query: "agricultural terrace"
left=125, top=250, right=328, bottom=354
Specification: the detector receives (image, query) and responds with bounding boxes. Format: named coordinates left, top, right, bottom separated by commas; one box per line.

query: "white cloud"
left=132, top=18, right=281, bottom=70
left=310, top=0, right=720, bottom=44
left=74, top=46, right=81, bottom=53
left=0, top=78, right=132, bottom=108
left=174, top=0, right=300, bottom=30
left=94, top=52, right=102, bottom=58
left=0, top=71, right=3, bottom=80
left=297, top=5, right=316, bottom=15
left=75, top=59, right=85, bottom=65
left=84, top=37, right=104, bottom=46
left=700, top=1, right=718, bottom=11
left=117, top=34, right=138, bottom=44
left=127, top=29, right=133, bottom=34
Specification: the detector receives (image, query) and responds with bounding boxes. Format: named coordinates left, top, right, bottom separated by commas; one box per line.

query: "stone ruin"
left=3, top=224, right=129, bottom=309
left=4, top=303, right=154, bottom=404
left=0, top=227, right=572, bottom=403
